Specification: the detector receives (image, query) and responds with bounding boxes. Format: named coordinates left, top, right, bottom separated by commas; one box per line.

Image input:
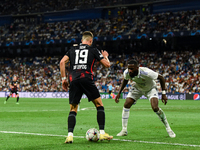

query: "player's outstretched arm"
left=100, top=50, right=110, bottom=68
left=158, top=74, right=168, bottom=105
left=17, top=84, right=20, bottom=91
left=60, top=55, right=69, bottom=91
left=115, top=79, right=128, bottom=103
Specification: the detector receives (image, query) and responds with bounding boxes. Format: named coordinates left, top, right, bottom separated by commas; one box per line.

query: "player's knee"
left=124, top=103, right=131, bottom=108
left=150, top=97, right=159, bottom=112
left=92, top=97, right=103, bottom=108
left=124, top=98, right=135, bottom=108
left=70, top=104, right=78, bottom=112
left=152, top=106, right=159, bottom=112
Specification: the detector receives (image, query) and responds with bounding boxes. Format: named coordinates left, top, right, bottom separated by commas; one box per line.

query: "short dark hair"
left=127, top=59, right=138, bottom=66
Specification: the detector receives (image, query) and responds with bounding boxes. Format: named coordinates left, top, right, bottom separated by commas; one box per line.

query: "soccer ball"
left=86, top=128, right=100, bottom=142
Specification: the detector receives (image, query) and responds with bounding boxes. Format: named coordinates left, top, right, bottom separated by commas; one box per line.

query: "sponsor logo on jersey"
left=73, top=65, right=87, bottom=70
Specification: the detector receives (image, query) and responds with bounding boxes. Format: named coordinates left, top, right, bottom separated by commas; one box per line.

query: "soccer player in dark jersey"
left=4, top=76, right=20, bottom=104
left=60, top=31, right=113, bottom=143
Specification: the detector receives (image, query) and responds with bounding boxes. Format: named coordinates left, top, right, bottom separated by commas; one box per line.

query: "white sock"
left=100, top=130, right=105, bottom=134
left=68, top=132, right=73, bottom=137
left=122, top=107, right=130, bottom=131
left=155, top=108, right=170, bottom=130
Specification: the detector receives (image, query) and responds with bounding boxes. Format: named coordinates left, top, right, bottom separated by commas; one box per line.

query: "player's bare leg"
left=92, top=97, right=113, bottom=141
left=16, top=94, right=19, bottom=104
left=4, top=93, right=12, bottom=104
left=117, top=97, right=135, bottom=136
left=151, top=97, right=176, bottom=138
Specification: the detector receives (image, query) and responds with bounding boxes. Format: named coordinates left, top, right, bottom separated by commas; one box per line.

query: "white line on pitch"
left=0, top=110, right=65, bottom=112
left=0, top=131, right=83, bottom=138
left=1, top=131, right=200, bottom=148
left=0, top=106, right=177, bottom=112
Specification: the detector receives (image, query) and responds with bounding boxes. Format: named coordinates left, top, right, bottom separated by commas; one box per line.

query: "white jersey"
left=123, top=67, right=158, bottom=92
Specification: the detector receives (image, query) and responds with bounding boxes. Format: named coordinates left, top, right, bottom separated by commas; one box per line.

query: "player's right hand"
left=161, top=94, right=168, bottom=105
left=101, top=50, right=109, bottom=58
left=10, top=85, right=14, bottom=89
left=62, top=80, right=68, bottom=91
left=115, top=94, right=120, bottom=103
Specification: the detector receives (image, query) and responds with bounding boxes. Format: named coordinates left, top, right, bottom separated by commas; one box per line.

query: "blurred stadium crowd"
left=0, top=0, right=199, bottom=94
left=0, top=50, right=199, bottom=93
left=0, top=0, right=134, bottom=15
left=1, top=8, right=200, bottom=43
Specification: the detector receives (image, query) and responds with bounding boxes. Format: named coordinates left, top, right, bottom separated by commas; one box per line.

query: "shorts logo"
left=193, top=94, right=200, bottom=100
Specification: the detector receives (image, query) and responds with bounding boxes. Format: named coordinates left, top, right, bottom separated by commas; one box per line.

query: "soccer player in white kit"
left=115, top=60, right=176, bottom=138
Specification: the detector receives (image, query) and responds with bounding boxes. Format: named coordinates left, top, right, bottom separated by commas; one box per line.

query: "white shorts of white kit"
left=126, top=86, right=158, bottom=103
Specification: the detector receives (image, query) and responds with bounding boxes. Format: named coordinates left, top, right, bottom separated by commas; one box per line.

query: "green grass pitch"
left=0, top=97, right=200, bottom=150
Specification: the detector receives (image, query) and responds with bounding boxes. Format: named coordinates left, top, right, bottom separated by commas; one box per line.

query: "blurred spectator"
left=1, top=9, right=200, bottom=43
left=0, top=0, right=137, bottom=15
left=0, top=50, right=199, bottom=93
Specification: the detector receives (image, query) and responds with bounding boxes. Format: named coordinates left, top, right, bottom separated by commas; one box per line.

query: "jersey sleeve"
left=93, top=48, right=104, bottom=61
left=123, top=69, right=130, bottom=80
left=65, top=47, right=73, bottom=57
left=144, top=68, right=158, bottom=80
left=65, top=50, right=70, bottom=57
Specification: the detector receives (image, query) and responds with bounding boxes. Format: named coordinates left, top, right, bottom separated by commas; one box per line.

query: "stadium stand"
left=0, top=0, right=144, bottom=15
left=0, top=8, right=200, bottom=43
left=0, top=0, right=199, bottom=94
left=0, top=49, right=199, bottom=93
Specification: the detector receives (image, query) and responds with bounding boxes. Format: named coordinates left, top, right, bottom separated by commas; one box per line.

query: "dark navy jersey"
left=66, top=43, right=104, bottom=82
left=11, top=81, right=18, bottom=91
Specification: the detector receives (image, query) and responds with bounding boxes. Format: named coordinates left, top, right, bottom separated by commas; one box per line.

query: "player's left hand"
left=115, top=93, right=120, bottom=103
left=161, top=94, right=168, bottom=105
left=62, top=80, right=68, bottom=91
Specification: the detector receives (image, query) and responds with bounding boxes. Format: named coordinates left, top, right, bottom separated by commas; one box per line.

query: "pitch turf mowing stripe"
left=1, top=131, right=200, bottom=148
left=1, top=105, right=173, bottom=112
left=0, top=106, right=177, bottom=112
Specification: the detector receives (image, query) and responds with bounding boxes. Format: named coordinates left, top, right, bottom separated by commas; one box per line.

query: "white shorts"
left=126, top=86, right=158, bottom=103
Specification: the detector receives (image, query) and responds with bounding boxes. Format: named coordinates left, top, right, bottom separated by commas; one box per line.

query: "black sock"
left=97, top=106, right=105, bottom=130
left=68, top=111, right=77, bottom=133
left=17, top=97, right=19, bottom=102
left=6, top=96, right=10, bottom=101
